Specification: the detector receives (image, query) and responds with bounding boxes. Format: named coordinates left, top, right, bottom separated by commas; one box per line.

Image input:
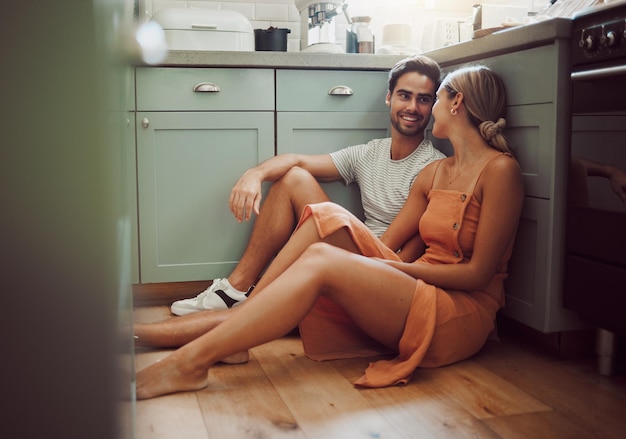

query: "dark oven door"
left=565, top=37, right=626, bottom=337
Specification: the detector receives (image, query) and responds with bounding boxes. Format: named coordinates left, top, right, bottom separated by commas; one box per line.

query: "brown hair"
left=388, top=55, right=442, bottom=94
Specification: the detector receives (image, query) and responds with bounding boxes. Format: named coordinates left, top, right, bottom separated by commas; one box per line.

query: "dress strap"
left=429, top=159, right=446, bottom=190
left=471, top=152, right=512, bottom=193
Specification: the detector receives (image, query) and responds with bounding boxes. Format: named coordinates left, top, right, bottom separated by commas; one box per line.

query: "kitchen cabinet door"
left=503, top=197, right=582, bottom=332
left=136, top=111, right=274, bottom=283
left=277, top=112, right=389, bottom=218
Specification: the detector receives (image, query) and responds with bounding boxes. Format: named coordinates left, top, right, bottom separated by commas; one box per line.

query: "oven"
left=564, top=0, right=626, bottom=375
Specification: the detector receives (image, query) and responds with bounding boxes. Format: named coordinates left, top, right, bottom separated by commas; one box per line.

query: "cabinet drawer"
left=276, top=70, right=389, bottom=112
left=479, top=46, right=557, bottom=106
left=443, top=44, right=561, bottom=106
left=136, top=67, right=274, bottom=111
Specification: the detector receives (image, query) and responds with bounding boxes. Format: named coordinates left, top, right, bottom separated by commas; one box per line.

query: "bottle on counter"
left=346, top=16, right=374, bottom=53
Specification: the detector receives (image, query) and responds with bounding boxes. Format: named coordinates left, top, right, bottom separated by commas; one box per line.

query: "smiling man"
left=169, top=55, right=447, bottom=317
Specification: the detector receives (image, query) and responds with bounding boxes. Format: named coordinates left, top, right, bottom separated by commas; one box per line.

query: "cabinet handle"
left=193, top=82, right=221, bottom=93
left=328, top=85, right=353, bottom=96
left=141, top=117, right=149, bottom=129
left=191, top=24, right=218, bottom=30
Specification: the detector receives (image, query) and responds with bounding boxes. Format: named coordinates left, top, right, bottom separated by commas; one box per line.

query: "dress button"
left=453, top=223, right=459, bottom=230
left=460, top=194, right=467, bottom=202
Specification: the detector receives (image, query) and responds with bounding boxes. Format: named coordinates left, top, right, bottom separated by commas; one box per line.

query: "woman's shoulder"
left=480, top=153, right=524, bottom=193
left=485, top=153, right=521, bottom=176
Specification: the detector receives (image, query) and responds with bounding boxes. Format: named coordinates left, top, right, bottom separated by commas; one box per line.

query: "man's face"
left=386, top=72, right=436, bottom=138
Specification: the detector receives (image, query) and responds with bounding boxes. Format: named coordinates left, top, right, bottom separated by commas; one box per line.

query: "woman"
left=135, top=65, right=524, bottom=399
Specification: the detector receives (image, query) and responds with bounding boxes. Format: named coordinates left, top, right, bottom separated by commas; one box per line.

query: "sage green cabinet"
left=276, top=69, right=390, bottom=218
left=135, top=68, right=274, bottom=283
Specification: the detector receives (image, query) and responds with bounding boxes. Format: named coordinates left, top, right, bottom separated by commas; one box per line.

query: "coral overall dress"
left=295, top=156, right=516, bottom=387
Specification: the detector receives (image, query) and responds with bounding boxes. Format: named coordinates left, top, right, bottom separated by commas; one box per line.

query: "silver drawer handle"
left=193, top=82, right=221, bottom=93
left=191, top=24, right=218, bottom=30
left=328, top=85, right=353, bottom=96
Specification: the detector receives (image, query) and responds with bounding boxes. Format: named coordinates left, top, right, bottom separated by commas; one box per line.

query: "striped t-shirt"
left=330, top=137, right=446, bottom=237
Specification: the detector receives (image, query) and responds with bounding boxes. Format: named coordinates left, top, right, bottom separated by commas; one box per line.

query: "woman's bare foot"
left=135, top=352, right=209, bottom=400
left=219, top=350, right=249, bottom=364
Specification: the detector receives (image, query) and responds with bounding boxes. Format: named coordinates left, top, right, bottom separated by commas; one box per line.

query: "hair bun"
left=480, top=118, right=506, bottom=142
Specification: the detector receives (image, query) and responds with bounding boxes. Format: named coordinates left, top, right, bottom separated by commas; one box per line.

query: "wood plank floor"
left=133, top=306, right=626, bottom=439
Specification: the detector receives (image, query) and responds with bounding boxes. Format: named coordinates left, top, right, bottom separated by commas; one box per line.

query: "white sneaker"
left=170, top=278, right=249, bottom=316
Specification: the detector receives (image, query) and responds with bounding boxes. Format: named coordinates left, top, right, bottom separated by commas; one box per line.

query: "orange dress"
left=296, top=157, right=515, bottom=388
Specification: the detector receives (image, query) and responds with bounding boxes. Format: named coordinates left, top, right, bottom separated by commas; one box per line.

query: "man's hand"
left=226, top=153, right=338, bottom=222
left=229, top=170, right=263, bottom=222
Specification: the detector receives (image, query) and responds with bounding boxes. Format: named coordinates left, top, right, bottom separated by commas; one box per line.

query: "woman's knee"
left=298, top=242, right=347, bottom=277
left=301, top=241, right=332, bottom=259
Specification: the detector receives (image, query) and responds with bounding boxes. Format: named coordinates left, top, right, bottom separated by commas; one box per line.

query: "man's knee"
left=274, top=167, right=327, bottom=202
left=281, top=166, right=317, bottom=186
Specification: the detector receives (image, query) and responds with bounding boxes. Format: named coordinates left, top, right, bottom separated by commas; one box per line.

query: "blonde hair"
left=442, top=65, right=515, bottom=157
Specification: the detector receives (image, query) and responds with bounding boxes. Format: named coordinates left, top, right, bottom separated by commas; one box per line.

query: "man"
left=171, top=55, right=446, bottom=316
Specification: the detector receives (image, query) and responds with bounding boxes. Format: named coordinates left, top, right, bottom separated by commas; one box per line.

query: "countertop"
left=148, top=18, right=572, bottom=71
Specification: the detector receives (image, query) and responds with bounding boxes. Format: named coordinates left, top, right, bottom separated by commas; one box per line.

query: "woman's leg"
left=251, top=215, right=360, bottom=292
left=135, top=242, right=416, bottom=399
left=133, top=216, right=360, bottom=349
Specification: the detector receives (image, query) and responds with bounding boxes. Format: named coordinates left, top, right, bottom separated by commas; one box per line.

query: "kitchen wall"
left=139, top=0, right=551, bottom=52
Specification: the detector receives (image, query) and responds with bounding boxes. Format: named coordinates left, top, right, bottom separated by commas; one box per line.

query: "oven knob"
left=579, top=35, right=596, bottom=51
left=602, top=30, right=618, bottom=48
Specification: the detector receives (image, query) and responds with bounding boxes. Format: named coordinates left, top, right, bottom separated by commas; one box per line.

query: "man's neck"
left=390, top=133, right=425, bottom=160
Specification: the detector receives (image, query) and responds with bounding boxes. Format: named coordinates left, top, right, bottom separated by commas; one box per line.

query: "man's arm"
left=229, top=153, right=341, bottom=222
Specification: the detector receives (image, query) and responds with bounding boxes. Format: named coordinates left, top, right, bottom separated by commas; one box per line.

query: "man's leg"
left=171, top=167, right=330, bottom=314
left=228, top=167, right=331, bottom=292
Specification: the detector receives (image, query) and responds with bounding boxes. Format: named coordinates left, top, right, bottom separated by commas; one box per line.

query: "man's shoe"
left=170, top=278, right=249, bottom=316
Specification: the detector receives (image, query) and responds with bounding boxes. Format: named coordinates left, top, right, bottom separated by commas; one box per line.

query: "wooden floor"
left=133, top=306, right=626, bottom=439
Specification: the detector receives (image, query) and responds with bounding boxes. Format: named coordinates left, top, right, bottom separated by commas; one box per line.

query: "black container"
left=254, top=27, right=290, bottom=51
